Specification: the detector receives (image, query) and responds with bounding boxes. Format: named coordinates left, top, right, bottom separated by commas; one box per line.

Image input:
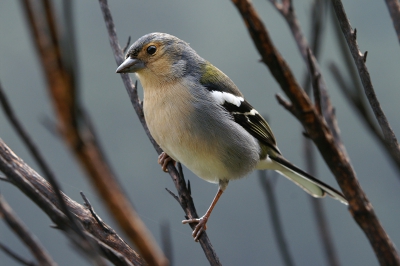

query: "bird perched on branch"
left=116, top=32, right=348, bottom=241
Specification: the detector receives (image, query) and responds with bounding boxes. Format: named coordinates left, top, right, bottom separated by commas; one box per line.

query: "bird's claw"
left=182, top=216, right=208, bottom=242
left=158, top=152, right=175, bottom=172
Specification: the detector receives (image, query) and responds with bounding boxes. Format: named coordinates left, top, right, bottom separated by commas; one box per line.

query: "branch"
left=303, top=138, right=341, bottom=266
left=97, top=0, right=221, bottom=265
left=19, top=1, right=166, bottom=265
left=384, top=0, right=400, bottom=44
left=0, top=195, right=56, bottom=266
left=231, top=0, right=400, bottom=264
left=0, top=139, right=145, bottom=265
left=0, top=242, right=36, bottom=266
left=330, top=0, right=400, bottom=173
left=328, top=4, right=400, bottom=177
left=0, top=82, right=88, bottom=248
left=258, top=171, right=295, bottom=266
left=268, top=0, right=346, bottom=154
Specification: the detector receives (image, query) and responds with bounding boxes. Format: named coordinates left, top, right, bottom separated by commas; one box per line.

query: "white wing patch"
left=210, top=91, right=244, bottom=107
left=232, top=109, right=259, bottom=116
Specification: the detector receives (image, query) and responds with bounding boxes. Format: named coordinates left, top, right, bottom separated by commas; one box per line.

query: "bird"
left=116, top=32, right=348, bottom=241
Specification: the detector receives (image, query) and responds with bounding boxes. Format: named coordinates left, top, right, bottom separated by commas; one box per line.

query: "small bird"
left=116, top=33, right=348, bottom=241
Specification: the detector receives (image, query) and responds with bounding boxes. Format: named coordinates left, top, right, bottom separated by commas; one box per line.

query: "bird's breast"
left=142, top=82, right=259, bottom=183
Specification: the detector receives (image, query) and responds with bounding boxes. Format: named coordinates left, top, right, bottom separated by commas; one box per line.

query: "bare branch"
left=0, top=139, right=146, bottom=265
left=306, top=49, right=322, bottom=115
left=0, top=83, right=87, bottom=246
left=331, top=0, right=400, bottom=173
left=231, top=0, right=400, bottom=264
left=258, top=171, right=295, bottom=266
left=268, top=0, right=346, bottom=153
left=0, top=242, right=37, bottom=266
left=98, top=0, right=221, bottom=265
left=303, top=138, right=341, bottom=266
left=0, top=195, right=56, bottom=266
left=384, top=0, right=400, bottom=44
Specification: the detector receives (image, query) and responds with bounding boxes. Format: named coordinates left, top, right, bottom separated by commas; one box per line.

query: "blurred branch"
left=0, top=82, right=89, bottom=249
left=231, top=0, right=400, bottom=264
left=0, top=138, right=144, bottom=266
left=303, top=139, right=341, bottom=266
left=160, top=221, right=174, bottom=266
left=98, top=0, right=221, bottom=265
left=268, top=0, right=346, bottom=154
left=0, top=195, right=56, bottom=266
left=300, top=2, right=341, bottom=265
left=384, top=0, right=400, bottom=44
left=19, top=1, right=166, bottom=265
left=258, top=171, right=295, bottom=266
left=330, top=0, right=400, bottom=176
left=0, top=241, right=36, bottom=266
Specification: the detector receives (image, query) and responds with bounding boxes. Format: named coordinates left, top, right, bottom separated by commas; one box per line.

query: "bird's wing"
left=200, top=62, right=280, bottom=154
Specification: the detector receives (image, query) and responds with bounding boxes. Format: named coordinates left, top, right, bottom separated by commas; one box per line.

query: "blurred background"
left=1, top=0, right=400, bottom=265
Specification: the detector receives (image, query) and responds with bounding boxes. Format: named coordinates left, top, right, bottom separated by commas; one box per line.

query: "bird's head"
left=116, top=33, right=200, bottom=85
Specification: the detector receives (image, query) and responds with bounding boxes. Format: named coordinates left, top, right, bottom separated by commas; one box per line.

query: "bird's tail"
left=264, top=154, right=348, bottom=205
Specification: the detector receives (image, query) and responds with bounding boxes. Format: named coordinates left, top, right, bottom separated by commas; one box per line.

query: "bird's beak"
left=116, top=58, right=145, bottom=73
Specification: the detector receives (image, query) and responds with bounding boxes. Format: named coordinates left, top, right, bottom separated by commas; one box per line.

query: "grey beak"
left=116, top=58, right=145, bottom=73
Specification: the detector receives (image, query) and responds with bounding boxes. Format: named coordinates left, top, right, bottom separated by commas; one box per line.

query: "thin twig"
left=123, top=36, right=131, bottom=53
left=0, top=195, right=57, bottom=266
left=384, top=0, right=400, bottom=44
left=329, top=5, right=400, bottom=176
left=0, top=241, right=37, bottom=266
left=306, top=49, right=322, bottom=115
left=80, top=192, right=112, bottom=233
left=98, top=0, right=221, bottom=265
left=258, top=171, right=295, bottom=266
left=331, top=0, right=400, bottom=174
left=165, top=188, right=180, bottom=203
left=267, top=0, right=346, bottom=154
left=303, top=139, right=341, bottom=266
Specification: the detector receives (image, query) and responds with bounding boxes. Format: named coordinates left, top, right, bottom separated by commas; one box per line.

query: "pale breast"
left=142, top=80, right=260, bottom=183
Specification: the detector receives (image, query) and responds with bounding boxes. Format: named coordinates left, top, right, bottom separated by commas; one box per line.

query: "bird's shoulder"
left=198, top=62, right=280, bottom=155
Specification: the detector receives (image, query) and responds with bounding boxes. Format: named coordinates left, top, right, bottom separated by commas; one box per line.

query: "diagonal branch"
left=97, top=0, right=221, bottom=265
left=330, top=0, right=400, bottom=172
left=0, top=139, right=144, bottom=265
left=0, top=241, right=37, bottom=266
left=258, top=171, right=295, bottom=266
left=231, top=0, right=400, bottom=264
left=384, top=0, right=400, bottom=44
left=268, top=0, right=346, bottom=154
left=0, top=195, right=56, bottom=266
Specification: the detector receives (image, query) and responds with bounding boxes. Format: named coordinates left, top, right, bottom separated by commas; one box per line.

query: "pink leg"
left=182, top=187, right=225, bottom=241
left=158, top=152, right=176, bottom=172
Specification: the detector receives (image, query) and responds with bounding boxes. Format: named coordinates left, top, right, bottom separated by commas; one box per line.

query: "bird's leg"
left=158, top=152, right=176, bottom=172
left=182, top=180, right=228, bottom=241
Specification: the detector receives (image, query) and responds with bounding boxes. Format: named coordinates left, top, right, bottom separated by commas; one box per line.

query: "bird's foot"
left=182, top=215, right=208, bottom=242
left=158, top=152, right=176, bottom=172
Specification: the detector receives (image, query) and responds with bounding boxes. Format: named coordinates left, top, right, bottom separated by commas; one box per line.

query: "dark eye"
left=146, top=45, right=157, bottom=55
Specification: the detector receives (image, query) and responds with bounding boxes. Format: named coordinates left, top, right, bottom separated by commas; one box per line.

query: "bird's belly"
left=146, top=109, right=232, bottom=183
left=143, top=86, right=259, bottom=183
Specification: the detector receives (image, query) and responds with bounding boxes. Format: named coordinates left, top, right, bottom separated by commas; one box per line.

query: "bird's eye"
left=146, top=45, right=157, bottom=55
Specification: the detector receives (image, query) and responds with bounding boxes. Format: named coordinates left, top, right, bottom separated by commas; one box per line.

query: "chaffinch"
left=116, top=32, right=347, bottom=241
